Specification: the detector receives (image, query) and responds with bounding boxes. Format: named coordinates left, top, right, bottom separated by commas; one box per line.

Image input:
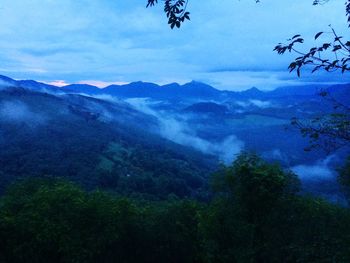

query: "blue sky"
left=0, top=0, right=349, bottom=90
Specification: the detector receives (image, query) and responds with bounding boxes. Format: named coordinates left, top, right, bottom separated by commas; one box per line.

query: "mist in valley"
left=125, top=97, right=244, bottom=164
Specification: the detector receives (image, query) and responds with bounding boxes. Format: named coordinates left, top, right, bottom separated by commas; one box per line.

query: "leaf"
left=315, top=32, right=323, bottom=40
left=293, top=38, right=304, bottom=44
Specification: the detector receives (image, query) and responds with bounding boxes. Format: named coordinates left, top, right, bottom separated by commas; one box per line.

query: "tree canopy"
left=1, top=154, right=350, bottom=262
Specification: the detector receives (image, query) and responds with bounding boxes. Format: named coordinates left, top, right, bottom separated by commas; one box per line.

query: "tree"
left=0, top=178, right=146, bottom=263
left=212, top=153, right=300, bottom=221
left=206, top=153, right=317, bottom=262
left=205, top=153, right=350, bottom=262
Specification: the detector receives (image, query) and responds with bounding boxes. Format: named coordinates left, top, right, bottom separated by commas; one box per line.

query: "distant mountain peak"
left=239, top=86, right=264, bottom=97
left=183, top=81, right=216, bottom=89
left=65, top=84, right=98, bottom=88
left=63, top=84, right=101, bottom=94
left=161, top=82, right=181, bottom=89
left=246, top=86, right=262, bottom=92
left=122, top=81, right=159, bottom=88
left=130, top=81, right=144, bottom=85
left=187, top=80, right=210, bottom=86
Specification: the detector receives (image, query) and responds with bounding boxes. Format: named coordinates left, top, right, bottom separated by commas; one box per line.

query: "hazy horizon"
left=2, top=73, right=349, bottom=92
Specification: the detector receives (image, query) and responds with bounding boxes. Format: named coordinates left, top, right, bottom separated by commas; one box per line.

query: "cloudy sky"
left=0, top=0, right=349, bottom=90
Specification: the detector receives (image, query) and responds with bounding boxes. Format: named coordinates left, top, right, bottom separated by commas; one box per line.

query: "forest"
left=0, top=153, right=350, bottom=263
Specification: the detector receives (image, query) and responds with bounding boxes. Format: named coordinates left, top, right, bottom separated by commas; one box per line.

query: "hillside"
left=0, top=86, right=217, bottom=199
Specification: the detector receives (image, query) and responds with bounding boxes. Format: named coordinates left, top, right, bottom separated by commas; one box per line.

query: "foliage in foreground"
left=0, top=154, right=350, bottom=263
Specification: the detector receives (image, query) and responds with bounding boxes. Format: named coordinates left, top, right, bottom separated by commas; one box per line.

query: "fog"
left=0, top=100, right=47, bottom=126
left=292, top=155, right=337, bottom=182
left=126, top=98, right=244, bottom=163
left=235, top=99, right=274, bottom=109
left=249, top=100, right=273, bottom=108
left=0, top=80, right=10, bottom=89
left=262, top=149, right=290, bottom=164
left=76, top=93, right=125, bottom=105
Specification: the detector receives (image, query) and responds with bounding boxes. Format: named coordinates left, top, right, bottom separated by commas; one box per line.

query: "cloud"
left=20, top=47, right=80, bottom=57
left=43, top=80, right=71, bottom=87
left=249, top=100, right=272, bottom=108
left=262, top=149, right=289, bottom=163
left=126, top=97, right=244, bottom=163
left=235, top=99, right=274, bottom=108
left=291, top=156, right=336, bottom=181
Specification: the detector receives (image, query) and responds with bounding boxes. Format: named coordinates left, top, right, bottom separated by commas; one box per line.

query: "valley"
left=0, top=75, right=348, bottom=201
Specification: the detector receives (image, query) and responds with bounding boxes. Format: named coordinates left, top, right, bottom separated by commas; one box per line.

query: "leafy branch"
left=274, top=1, right=350, bottom=153
left=146, top=0, right=261, bottom=29
left=274, top=27, right=350, bottom=77
left=147, top=0, right=190, bottom=29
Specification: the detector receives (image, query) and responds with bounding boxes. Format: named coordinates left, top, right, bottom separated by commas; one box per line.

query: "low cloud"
left=236, top=99, right=274, bottom=109
left=249, top=99, right=272, bottom=108
left=292, top=156, right=336, bottom=182
left=262, top=149, right=289, bottom=164
left=86, top=94, right=124, bottom=104
left=126, top=98, right=244, bottom=163
left=43, top=80, right=70, bottom=87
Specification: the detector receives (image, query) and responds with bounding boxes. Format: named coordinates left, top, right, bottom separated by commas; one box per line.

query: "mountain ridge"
left=0, top=74, right=349, bottom=101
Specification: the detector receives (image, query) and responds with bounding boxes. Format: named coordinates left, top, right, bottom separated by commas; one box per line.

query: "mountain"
left=237, top=86, right=266, bottom=98
left=0, top=86, right=217, bottom=199
left=17, top=80, right=61, bottom=93
left=104, top=81, right=161, bottom=98
left=103, top=80, right=222, bottom=100
left=0, top=75, right=63, bottom=94
left=0, top=75, right=17, bottom=86
left=184, top=102, right=229, bottom=115
left=1, top=74, right=350, bottom=201
left=63, top=84, right=102, bottom=95
left=2, top=74, right=349, bottom=102
left=267, top=84, right=330, bottom=98
left=180, top=81, right=222, bottom=98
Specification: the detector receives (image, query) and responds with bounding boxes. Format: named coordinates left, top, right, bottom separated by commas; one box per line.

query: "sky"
left=0, top=0, right=349, bottom=91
